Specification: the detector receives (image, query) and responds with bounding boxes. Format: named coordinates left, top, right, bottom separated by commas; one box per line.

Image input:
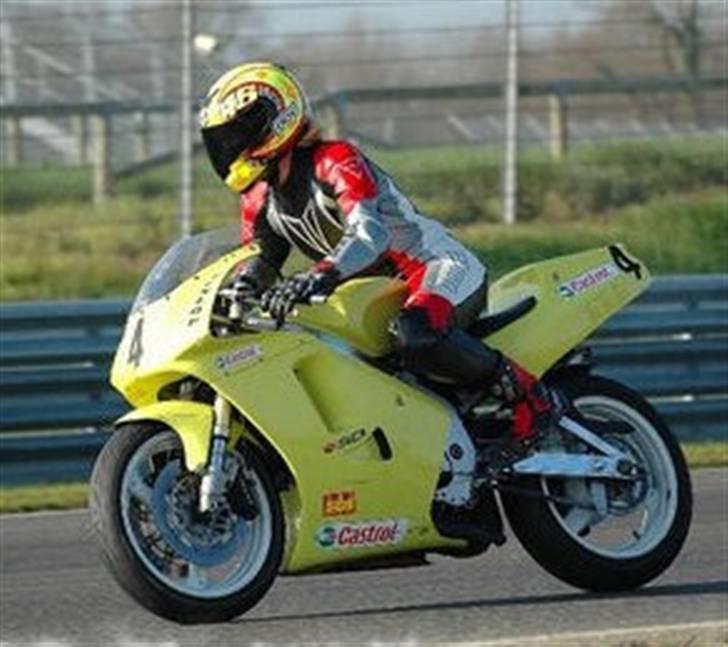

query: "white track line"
left=480, top=619, right=728, bottom=646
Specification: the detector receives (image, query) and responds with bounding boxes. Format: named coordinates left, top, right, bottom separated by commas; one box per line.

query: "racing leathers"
left=238, top=140, right=551, bottom=439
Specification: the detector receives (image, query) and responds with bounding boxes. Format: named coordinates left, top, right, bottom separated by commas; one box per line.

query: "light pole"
left=179, top=0, right=193, bottom=238
left=503, top=0, right=520, bottom=225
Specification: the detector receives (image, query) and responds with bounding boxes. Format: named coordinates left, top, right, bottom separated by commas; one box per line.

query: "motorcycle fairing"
left=485, top=244, right=650, bottom=376
left=111, top=241, right=649, bottom=573
left=117, top=401, right=214, bottom=472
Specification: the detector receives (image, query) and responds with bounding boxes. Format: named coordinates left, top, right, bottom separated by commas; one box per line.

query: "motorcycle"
left=90, top=227, right=692, bottom=624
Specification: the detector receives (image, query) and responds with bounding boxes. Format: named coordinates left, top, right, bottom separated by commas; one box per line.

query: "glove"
left=261, top=269, right=340, bottom=324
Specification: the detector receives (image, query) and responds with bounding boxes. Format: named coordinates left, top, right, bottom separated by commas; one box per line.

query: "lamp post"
left=179, top=0, right=193, bottom=238
left=503, top=0, right=520, bottom=225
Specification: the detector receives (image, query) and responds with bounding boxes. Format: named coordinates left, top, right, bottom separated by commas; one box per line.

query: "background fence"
left=1, top=0, right=726, bottom=218
left=0, top=275, right=726, bottom=485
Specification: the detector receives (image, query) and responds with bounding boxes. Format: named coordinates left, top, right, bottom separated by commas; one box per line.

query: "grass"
left=0, top=482, right=90, bottom=514
left=1, top=187, right=725, bottom=301
left=1, top=137, right=725, bottom=300
left=682, top=441, right=728, bottom=469
left=1, top=441, right=725, bottom=514
left=458, top=189, right=728, bottom=278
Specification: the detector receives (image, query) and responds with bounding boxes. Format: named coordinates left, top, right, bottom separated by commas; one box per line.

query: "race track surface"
left=1, top=469, right=726, bottom=645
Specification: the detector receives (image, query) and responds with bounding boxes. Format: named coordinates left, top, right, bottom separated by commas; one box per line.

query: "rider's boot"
left=490, top=355, right=555, bottom=442
left=390, top=309, right=558, bottom=445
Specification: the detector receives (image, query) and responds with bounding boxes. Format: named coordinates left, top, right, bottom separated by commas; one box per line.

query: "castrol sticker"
left=558, top=263, right=618, bottom=299
left=315, top=519, right=408, bottom=550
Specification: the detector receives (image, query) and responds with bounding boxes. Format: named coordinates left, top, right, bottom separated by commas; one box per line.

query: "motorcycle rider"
left=199, top=62, right=553, bottom=443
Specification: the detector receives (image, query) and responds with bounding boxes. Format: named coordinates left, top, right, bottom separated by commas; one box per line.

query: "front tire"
left=89, top=423, right=284, bottom=623
left=501, top=374, right=692, bottom=592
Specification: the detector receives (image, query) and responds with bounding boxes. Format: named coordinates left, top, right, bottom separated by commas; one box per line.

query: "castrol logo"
left=315, top=519, right=408, bottom=550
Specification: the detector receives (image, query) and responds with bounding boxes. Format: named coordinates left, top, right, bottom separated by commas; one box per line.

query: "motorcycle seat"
left=467, top=296, right=537, bottom=338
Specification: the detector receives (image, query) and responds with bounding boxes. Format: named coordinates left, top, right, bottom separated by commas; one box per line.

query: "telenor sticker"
left=559, top=263, right=618, bottom=299
left=215, top=344, right=262, bottom=371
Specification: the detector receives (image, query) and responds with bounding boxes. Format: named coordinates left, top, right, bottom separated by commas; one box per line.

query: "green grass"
left=0, top=137, right=726, bottom=300
left=369, top=138, right=727, bottom=224
left=0, top=482, right=89, bottom=514
left=1, top=441, right=725, bottom=514
left=682, top=441, right=728, bottom=469
left=1, top=188, right=724, bottom=301
left=459, top=189, right=728, bottom=277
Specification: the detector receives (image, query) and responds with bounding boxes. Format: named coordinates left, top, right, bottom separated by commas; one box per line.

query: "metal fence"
left=0, top=275, right=726, bottom=485
left=2, top=1, right=726, bottom=218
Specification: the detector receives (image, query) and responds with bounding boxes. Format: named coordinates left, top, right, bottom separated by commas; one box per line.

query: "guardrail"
left=0, top=275, right=726, bottom=485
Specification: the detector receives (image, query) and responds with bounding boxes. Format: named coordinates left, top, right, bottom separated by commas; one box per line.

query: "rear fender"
left=116, top=401, right=214, bottom=473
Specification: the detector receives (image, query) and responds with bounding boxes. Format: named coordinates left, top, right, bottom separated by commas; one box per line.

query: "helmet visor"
left=201, top=97, right=277, bottom=182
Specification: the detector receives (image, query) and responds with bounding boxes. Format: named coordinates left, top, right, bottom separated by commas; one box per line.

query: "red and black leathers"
left=238, top=140, right=486, bottom=330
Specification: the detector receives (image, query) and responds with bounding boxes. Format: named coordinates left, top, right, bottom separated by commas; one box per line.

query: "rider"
left=199, top=62, right=553, bottom=442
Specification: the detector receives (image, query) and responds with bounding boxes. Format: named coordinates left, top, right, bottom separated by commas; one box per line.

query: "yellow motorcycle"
left=90, top=227, right=692, bottom=623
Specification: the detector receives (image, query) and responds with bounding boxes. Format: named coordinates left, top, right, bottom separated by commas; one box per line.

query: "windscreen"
left=131, top=226, right=240, bottom=312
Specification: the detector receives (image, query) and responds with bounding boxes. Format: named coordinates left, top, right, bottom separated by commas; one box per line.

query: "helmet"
left=199, top=62, right=310, bottom=192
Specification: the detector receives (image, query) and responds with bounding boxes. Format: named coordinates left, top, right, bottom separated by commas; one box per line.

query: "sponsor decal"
left=186, top=275, right=218, bottom=327
left=315, top=519, right=408, bottom=550
left=127, top=316, right=145, bottom=368
left=271, top=102, right=300, bottom=135
left=558, top=263, right=618, bottom=299
left=322, top=490, right=357, bottom=517
left=323, top=428, right=367, bottom=454
left=609, top=245, right=643, bottom=279
left=215, top=344, right=262, bottom=371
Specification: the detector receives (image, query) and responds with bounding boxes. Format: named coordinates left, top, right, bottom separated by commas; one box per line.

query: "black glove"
left=261, top=270, right=340, bottom=324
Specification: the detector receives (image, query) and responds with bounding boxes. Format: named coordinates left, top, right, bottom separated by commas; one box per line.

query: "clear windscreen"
left=131, top=226, right=240, bottom=312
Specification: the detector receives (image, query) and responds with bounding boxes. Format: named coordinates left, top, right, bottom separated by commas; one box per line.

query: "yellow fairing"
left=111, top=245, right=463, bottom=573
left=117, top=401, right=214, bottom=473
left=211, top=341, right=461, bottom=571
left=485, top=244, right=650, bottom=376
left=111, top=241, right=648, bottom=573
left=296, top=278, right=409, bottom=356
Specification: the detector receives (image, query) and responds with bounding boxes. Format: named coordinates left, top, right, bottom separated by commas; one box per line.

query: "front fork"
left=199, top=395, right=232, bottom=513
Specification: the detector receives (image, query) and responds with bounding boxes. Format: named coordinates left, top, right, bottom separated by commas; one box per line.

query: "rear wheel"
left=89, top=423, right=284, bottom=623
left=501, top=374, right=692, bottom=592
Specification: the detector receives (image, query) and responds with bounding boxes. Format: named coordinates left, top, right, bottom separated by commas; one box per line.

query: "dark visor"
left=202, top=97, right=277, bottom=181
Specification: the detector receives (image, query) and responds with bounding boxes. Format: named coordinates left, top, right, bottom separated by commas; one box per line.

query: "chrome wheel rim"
left=543, top=395, right=678, bottom=559
left=120, top=432, right=273, bottom=599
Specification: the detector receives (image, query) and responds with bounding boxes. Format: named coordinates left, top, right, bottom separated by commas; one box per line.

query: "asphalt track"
left=1, top=469, right=726, bottom=645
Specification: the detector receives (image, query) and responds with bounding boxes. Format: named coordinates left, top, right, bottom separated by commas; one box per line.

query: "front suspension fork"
left=199, top=396, right=232, bottom=512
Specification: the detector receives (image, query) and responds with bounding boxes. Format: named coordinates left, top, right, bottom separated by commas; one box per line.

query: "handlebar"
left=216, top=285, right=328, bottom=332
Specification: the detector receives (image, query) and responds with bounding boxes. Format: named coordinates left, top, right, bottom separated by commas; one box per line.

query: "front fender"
left=116, top=401, right=214, bottom=472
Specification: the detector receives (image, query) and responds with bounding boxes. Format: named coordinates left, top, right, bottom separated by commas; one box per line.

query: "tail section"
left=483, top=245, right=650, bottom=376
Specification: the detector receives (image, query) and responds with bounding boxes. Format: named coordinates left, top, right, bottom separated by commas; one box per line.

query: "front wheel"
left=501, top=374, right=692, bottom=592
left=89, top=423, right=284, bottom=623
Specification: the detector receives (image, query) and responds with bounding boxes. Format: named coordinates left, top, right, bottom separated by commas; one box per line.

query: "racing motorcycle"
left=90, top=227, right=692, bottom=624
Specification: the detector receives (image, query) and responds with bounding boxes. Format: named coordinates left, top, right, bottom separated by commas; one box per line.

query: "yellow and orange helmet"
left=199, top=62, right=310, bottom=192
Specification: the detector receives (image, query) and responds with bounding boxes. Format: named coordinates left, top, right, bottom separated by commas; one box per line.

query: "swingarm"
left=508, top=414, right=640, bottom=481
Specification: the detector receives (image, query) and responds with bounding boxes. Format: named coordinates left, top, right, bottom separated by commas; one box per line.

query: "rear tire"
left=501, top=374, right=692, bottom=592
left=89, top=423, right=284, bottom=623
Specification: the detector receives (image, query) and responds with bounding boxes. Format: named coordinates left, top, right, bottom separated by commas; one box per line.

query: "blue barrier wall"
left=0, top=275, right=726, bottom=485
